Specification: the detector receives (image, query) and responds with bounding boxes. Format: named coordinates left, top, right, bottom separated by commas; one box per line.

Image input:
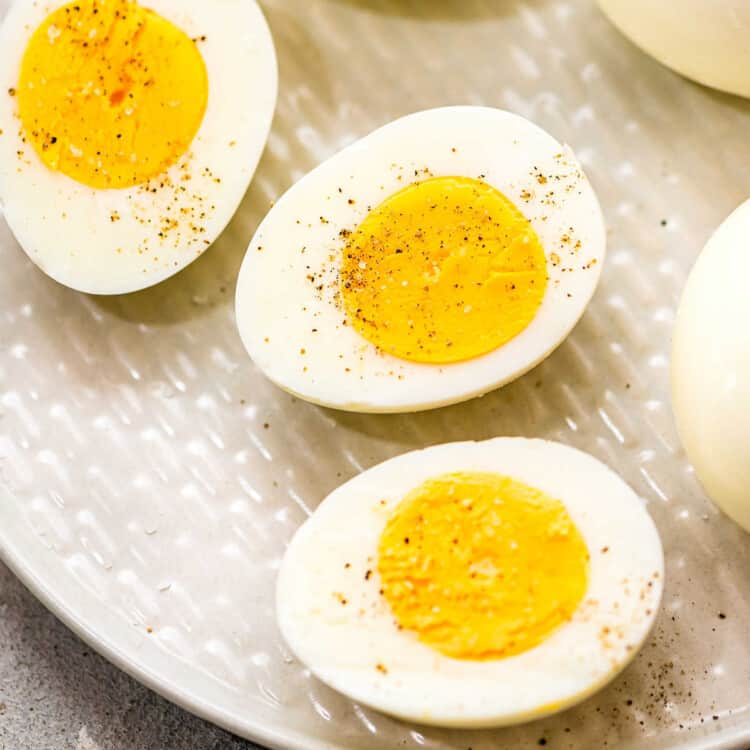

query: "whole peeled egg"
left=598, top=0, right=750, bottom=99
left=0, top=0, right=277, bottom=294
left=672, top=199, right=750, bottom=531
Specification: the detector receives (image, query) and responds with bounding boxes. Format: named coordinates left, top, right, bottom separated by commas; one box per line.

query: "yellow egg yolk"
left=16, top=0, right=208, bottom=189
left=377, top=472, right=589, bottom=660
left=340, top=176, right=548, bottom=364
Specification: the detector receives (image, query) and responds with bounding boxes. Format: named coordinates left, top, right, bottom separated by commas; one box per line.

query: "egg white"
left=598, top=0, right=750, bottom=99
left=672, top=198, right=750, bottom=531
left=236, top=106, right=606, bottom=413
left=277, top=438, right=664, bottom=728
left=0, top=0, right=277, bottom=294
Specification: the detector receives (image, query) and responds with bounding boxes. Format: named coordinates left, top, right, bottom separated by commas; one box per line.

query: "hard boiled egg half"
left=277, top=438, right=664, bottom=728
left=236, top=107, right=606, bottom=413
left=0, top=0, right=277, bottom=294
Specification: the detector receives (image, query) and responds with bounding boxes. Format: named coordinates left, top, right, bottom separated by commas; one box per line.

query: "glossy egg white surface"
left=672, top=199, right=750, bottom=532
left=277, top=438, right=664, bottom=728
left=236, top=107, right=606, bottom=413
left=0, top=0, right=277, bottom=294
left=598, top=0, right=750, bottom=99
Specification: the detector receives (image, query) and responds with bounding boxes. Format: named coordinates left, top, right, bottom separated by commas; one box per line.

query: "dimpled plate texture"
left=1, top=1, right=750, bottom=749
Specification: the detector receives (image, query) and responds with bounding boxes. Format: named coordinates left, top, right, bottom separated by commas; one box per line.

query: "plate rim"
left=0, top=492, right=341, bottom=750
left=3, top=487, right=750, bottom=750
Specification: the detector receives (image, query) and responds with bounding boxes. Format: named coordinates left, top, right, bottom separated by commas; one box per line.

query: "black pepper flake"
left=718, top=613, right=726, bottom=619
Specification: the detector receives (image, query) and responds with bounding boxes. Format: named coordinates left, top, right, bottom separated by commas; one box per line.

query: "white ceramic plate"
left=2, top=1, right=750, bottom=749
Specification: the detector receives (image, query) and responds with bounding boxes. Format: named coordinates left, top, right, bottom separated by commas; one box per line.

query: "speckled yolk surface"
left=340, top=176, right=548, bottom=364
left=377, top=472, right=589, bottom=660
left=16, top=0, right=207, bottom=189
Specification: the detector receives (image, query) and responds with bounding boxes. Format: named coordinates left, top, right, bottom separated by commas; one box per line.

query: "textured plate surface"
left=2, top=1, right=750, bottom=749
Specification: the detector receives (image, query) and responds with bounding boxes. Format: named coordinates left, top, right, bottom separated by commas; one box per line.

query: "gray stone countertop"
left=0, top=562, right=263, bottom=750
